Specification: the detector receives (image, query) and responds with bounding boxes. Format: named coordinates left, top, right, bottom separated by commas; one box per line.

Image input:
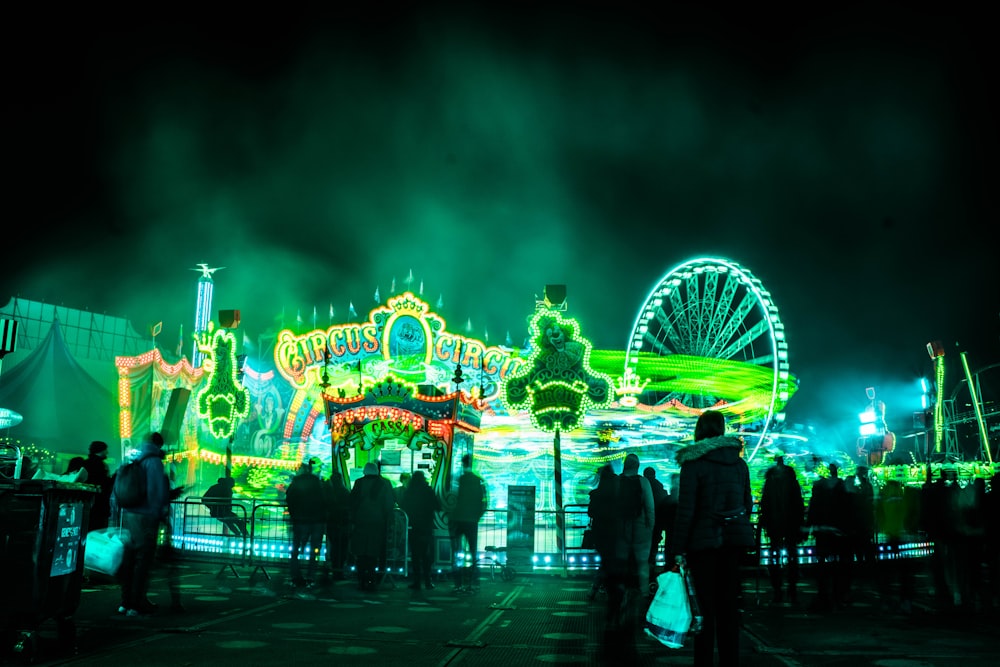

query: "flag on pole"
left=374, top=286, right=380, bottom=303
left=437, top=294, right=444, bottom=309
left=419, top=280, right=424, bottom=295
left=466, top=317, right=472, bottom=333
left=349, top=301, right=358, bottom=319
left=312, top=306, right=317, bottom=329
left=150, top=321, right=162, bottom=338
left=405, top=268, right=414, bottom=287
left=390, top=277, right=396, bottom=293
left=296, top=309, right=303, bottom=325
left=329, top=303, right=335, bottom=324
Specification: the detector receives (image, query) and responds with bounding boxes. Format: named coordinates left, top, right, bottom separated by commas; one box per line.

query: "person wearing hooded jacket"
left=668, top=410, right=754, bottom=667
left=112, top=432, right=171, bottom=617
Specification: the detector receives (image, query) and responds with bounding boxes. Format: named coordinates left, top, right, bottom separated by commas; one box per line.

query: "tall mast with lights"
left=191, top=264, right=224, bottom=368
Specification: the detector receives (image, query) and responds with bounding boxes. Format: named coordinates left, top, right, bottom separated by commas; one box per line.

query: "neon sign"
left=273, top=292, right=526, bottom=398
left=501, top=309, right=613, bottom=432
left=195, top=323, right=250, bottom=440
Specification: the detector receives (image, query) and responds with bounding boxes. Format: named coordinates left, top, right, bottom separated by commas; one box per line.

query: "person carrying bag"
left=645, top=558, right=702, bottom=649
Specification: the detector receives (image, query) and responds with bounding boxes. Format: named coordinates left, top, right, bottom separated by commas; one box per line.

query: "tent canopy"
left=0, top=318, right=118, bottom=455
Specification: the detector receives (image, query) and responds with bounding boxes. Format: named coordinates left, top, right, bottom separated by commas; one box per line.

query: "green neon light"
left=195, top=325, right=250, bottom=440
left=500, top=309, right=613, bottom=432
left=933, top=355, right=945, bottom=453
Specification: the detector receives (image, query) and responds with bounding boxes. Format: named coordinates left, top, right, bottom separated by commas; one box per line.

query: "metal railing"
left=163, top=498, right=932, bottom=578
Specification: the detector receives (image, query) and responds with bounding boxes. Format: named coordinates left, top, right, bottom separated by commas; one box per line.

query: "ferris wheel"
left=624, top=257, right=793, bottom=460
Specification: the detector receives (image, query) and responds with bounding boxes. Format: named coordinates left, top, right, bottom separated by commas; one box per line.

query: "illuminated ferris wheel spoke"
left=717, top=319, right=772, bottom=362
left=707, top=293, right=756, bottom=359
left=705, top=277, right=738, bottom=351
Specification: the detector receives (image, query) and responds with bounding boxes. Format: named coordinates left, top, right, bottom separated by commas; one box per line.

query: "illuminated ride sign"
left=195, top=323, right=250, bottom=440
left=325, top=376, right=481, bottom=451
left=273, top=292, right=526, bottom=401
left=500, top=308, right=613, bottom=433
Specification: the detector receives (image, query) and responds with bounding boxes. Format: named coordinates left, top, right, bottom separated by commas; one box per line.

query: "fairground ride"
left=587, top=257, right=796, bottom=463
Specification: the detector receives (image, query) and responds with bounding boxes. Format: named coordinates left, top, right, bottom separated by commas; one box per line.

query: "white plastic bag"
left=84, top=527, right=130, bottom=576
left=644, top=567, right=694, bottom=649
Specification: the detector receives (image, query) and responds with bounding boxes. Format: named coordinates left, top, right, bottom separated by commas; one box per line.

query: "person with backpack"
left=614, top=453, right=655, bottom=604
left=668, top=410, right=755, bottom=667
left=111, top=431, right=170, bottom=617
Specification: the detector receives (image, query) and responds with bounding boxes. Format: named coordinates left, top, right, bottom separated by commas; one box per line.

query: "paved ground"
left=3, top=559, right=998, bottom=666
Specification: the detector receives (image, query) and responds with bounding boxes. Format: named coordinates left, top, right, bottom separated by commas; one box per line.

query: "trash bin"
left=0, top=478, right=95, bottom=662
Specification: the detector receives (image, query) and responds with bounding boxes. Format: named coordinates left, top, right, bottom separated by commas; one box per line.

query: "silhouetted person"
left=615, top=453, right=655, bottom=604
left=202, top=476, right=249, bottom=538
left=65, top=456, right=86, bottom=476
left=921, top=467, right=961, bottom=610
left=323, top=471, right=351, bottom=581
left=643, top=465, right=668, bottom=579
left=401, top=470, right=440, bottom=592
left=286, top=462, right=326, bottom=588
left=449, top=454, right=486, bottom=592
left=588, top=464, right=620, bottom=606
left=758, top=454, right=804, bottom=604
left=112, top=432, right=169, bottom=617
left=955, top=476, right=986, bottom=611
left=843, top=465, right=876, bottom=600
left=669, top=410, right=754, bottom=667
left=81, top=441, right=113, bottom=531
left=984, top=472, right=1000, bottom=611
left=875, top=478, right=917, bottom=613
left=806, top=462, right=848, bottom=611
left=351, top=462, right=394, bottom=591
left=394, top=472, right=411, bottom=508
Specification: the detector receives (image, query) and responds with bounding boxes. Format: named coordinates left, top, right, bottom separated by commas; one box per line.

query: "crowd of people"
left=58, top=420, right=996, bottom=667
left=584, top=411, right=1000, bottom=667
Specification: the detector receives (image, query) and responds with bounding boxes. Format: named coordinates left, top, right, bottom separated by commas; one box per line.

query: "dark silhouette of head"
left=694, top=410, right=726, bottom=441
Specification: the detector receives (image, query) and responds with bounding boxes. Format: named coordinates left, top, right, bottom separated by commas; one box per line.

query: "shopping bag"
left=644, top=566, right=694, bottom=649
left=84, top=527, right=130, bottom=576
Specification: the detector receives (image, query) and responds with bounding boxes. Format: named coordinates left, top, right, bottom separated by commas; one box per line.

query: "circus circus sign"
left=273, top=292, right=527, bottom=401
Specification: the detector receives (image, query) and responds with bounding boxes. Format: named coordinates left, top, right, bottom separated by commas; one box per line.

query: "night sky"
left=4, top=5, right=997, bottom=435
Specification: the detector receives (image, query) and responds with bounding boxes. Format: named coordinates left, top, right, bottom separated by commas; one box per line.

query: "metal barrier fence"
left=168, top=498, right=250, bottom=576
left=165, top=498, right=931, bottom=579
left=169, top=499, right=410, bottom=585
